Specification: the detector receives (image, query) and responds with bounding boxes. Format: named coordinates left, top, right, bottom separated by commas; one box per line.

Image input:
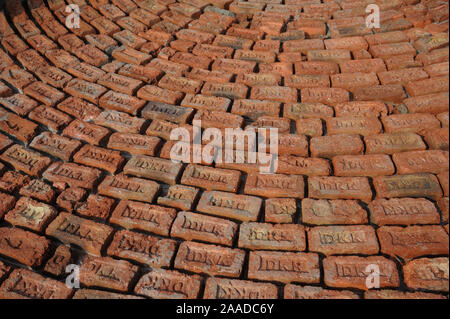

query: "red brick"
left=333, top=154, right=394, bottom=177
left=301, top=87, right=349, bottom=105
left=393, top=150, right=448, bottom=174
left=374, top=173, right=443, bottom=200
left=378, top=225, right=449, bottom=260
left=309, top=176, right=373, bottom=202
left=403, top=257, right=449, bottom=292
left=334, top=101, right=389, bottom=118
left=325, top=116, right=382, bottom=136
left=353, top=84, right=406, bottom=103
left=323, top=256, right=399, bottom=290
left=369, top=198, right=441, bottom=225
left=76, top=194, right=115, bottom=220
left=369, top=42, right=416, bottom=58
left=423, top=128, right=449, bottom=151
left=0, top=269, right=72, bottom=299
left=284, top=285, right=359, bottom=299
left=244, top=173, right=305, bottom=198
left=107, top=229, right=176, bottom=267
left=284, top=102, right=334, bottom=120
left=308, top=225, right=379, bottom=255
left=365, top=290, right=446, bottom=299
left=310, top=134, right=364, bottom=159
left=365, top=132, right=427, bottom=155
left=295, top=61, right=339, bottom=75
left=135, top=269, right=202, bottom=299
left=181, top=164, right=241, bottom=193
left=174, top=241, right=245, bottom=277
left=406, top=76, right=449, bottom=96
left=382, top=114, right=441, bottom=134
left=331, top=72, right=379, bottom=90
left=403, top=92, right=449, bottom=114
left=0, top=144, right=51, bottom=176
left=204, top=277, right=278, bottom=299
left=302, top=198, right=368, bottom=225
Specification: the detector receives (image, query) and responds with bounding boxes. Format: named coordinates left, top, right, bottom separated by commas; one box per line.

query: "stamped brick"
left=323, top=256, right=399, bottom=290
left=5, top=197, right=56, bottom=233
left=284, top=102, right=334, bottom=120
left=181, top=164, right=241, bottom=193
left=406, top=76, right=449, bottom=97
left=308, top=225, right=379, bottom=255
left=174, top=241, right=245, bottom=278
left=182, top=94, right=230, bottom=112
left=201, top=82, right=248, bottom=100
left=64, top=78, right=107, bottom=104
left=250, top=86, right=297, bottom=103
left=0, top=171, right=30, bottom=194
left=204, top=277, right=278, bottom=299
left=171, top=211, right=237, bottom=246
left=28, top=105, right=71, bottom=132
left=110, top=200, right=176, bottom=236
left=365, top=132, right=427, bottom=155
left=135, top=269, right=202, bottom=299
left=0, top=227, right=50, bottom=267
left=310, top=134, right=364, bottom=159
left=339, top=58, right=386, bottom=74
left=57, top=97, right=101, bottom=122
left=393, top=150, right=448, bottom=174
left=301, top=87, right=349, bottom=105
left=404, top=92, right=449, bottom=115
left=295, top=61, right=339, bottom=75
left=19, top=179, right=55, bottom=203
left=284, top=285, right=359, bottom=299
left=107, top=229, right=176, bottom=267
left=334, top=101, right=389, bottom=118
left=245, top=173, right=305, bottom=198
left=239, top=222, right=305, bottom=251
left=63, top=119, right=110, bottom=145
left=403, top=257, right=449, bottom=292
left=56, top=187, right=87, bottom=212
left=302, top=198, right=368, bottom=225
left=0, top=269, right=72, bottom=299
left=80, top=255, right=138, bottom=292
left=353, top=84, right=406, bottom=103
left=142, top=101, right=194, bottom=124
left=326, top=116, right=382, bottom=136
left=265, top=198, right=297, bottom=224
left=94, top=110, right=146, bottom=134
left=333, top=154, right=395, bottom=177
left=137, top=85, right=184, bottom=105
left=107, top=133, right=161, bottom=157
left=192, top=43, right=234, bottom=59
left=24, top=81, right=65, bottom=106
left=124, top=155, right=182, bottom=185
left=0, top=94, right=38, bottom=117
left=423, top=128, right=449, bottom=151
left=248, top=251, right=319, bottom=284
left=373, top=174, right=443, bottom=200
left=309, top=176, right=372, bottom=202
left=378, top=225, right=449, bottom=260
left=0, top=144, right=51, bottom=176
left=157, top=184, right=199, bottom=211
left=73, top=144, right=124, bottom=174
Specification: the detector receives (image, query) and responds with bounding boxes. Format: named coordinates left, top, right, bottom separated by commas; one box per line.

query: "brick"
left=0, top=94, right=38, bottom=117
left=192, top=43, right=234, bottom=59
left=157, top=184, right=199, bottom=211
left=404, top=257, right=449, bottom=292
left=295, top=61, right=339, bottom=75
left=310, top=134, right=364, bottom=159
left=439, top=171, right=449, bottom=196
left=247, top=116, right=290, bottom=133
left=404, top=93, right=449, bottom=115
left=239, top=222, right=305, bottom=251
left=142, top=101, right=194, bottom=124
left=284, top=285, right=359, bottom=299
left=204, top=277, right=278, bottom=299
left=196, top=190, right=262, bottom=222
left=56, top=187, right=87, bottom=212
left=265, top=198, right=297, bottom=224
left=406, top=76, right=449, bottom=97
left=285, top=74, right=330, bottom=89
left=383, top=114, right=441, bottom=134
left=248, top=251, right=320, bottom=284
left=28, top=105, right=71, bottom=132
left=186, top=68, right=233, bottom=84
left=284, top=102, right=334, bottom=120
left=171, top=52, right=212, bottom=69
left=333, top=154, right=395, bottom=177
left=331, top=72, right=379, bottom=91
left=334, top=101, right=389, bottom=118
left=76, top=194, right=115, bottom=220
left=80, top=255, right=138, bottom=292
left=283, top=38, right=324, bottom=53
left=301, top=87, right=349, bottom=105
left=308, top=225, right=379, bottom=255
left=378, top=225, right=449, bottom=260
left=110, top=200, right=175, bottom=236
left=365, top=132, right=426, bottom=155
left=323, top=256, right=399, bottom=290
left=171, top=211, right=238, bottom=246
left=137, top=85, right=184, bottom=105
left=325, top=116, right=382, bottom=136
left=374, top=173, right=443, bottom=200
left=107, top=133, right=161, bottom=157
left=43, top=245, right=72, bottom=277
left=57, top=97, right=102, bottom=122
left=353, top=85, right=406, bottom=103
left=201, top=82, right=248, bottom=100
left=123, top=155, right=183, bottom=185
left=424, top=62, right=449, bottom=77
left=0, top=67, right=36, bottom=91
left=64, top=78, right=107, bottom=104
left=423, top=128, right=449, bottom=151
left=324, top=36, right=368, bottom=50
left=63, top=119, right=110, bottom=146
left=369, top=42, right=416, bottom=58
left=19, top=179, right=55, bottom=203
left=94, top=110, right=146, bottom=134
left=276, top=155, right=330, bottom=176
left=148, top=58, right=189, bottom=76
left=135, top=269, right=202, bottom=299
left=302, top=198, right=368, bottom=225
left=0, top=171, right=30, bottom=193
left=174, top=241, right=245, bottom=277
left=0, top=227, right=50, bottom=267
left=378, top=68, right=428, bottom=86
left=5, top=197, right=56, bottom=233
left=0, top=144, right=51, bottom=176
left=369, top=198, right=441, bottom=226
left=339, top=58, right=386, bottom=74
left=393, top=150, right=448, bottom=174
left=118, top=64, right=162, bottom=84
left=46, top=213, right=113, bottom=256
left=24, top=81, right=65, bottom=106
left=181, top=164, right=241, bottom=192
left=365, top=31, right=409, bottom=46
left=309, top=176, right=372, bottom=202
left=73, top=144, right=124, bottom=174
left=245, top=172, right=305, bottom=198
left=107, top=229, right=176, bottom=267
left=307, top=49, right=351, bottom=63
left=0, top=269, right=72, bottom=299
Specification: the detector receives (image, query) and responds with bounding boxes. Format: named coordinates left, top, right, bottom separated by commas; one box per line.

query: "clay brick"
left=247, top=116, right=291, bottom=133
left=370, top=42, right=416, bottom=58
left=107, top=229, right=176, bottom=267
left=403, top=257, right=449, bottom=292
left=365, top=132, right=427, bottom=155
left=325, top=116, right=382, bottom=136
left=142, top=101, right=194, bottom=124
left=204, top=277, right=278, bottom=299
left=231, top=99, right=280, bottom=120
left=265, top=198, right=297, bottom=223
left=333, top=154, right=395, bottom=177
left=137, top=85, right=184, bottom=105
left=80, top=255, right=138, bottom=292
left=5, top=197, right=57, bottom=233
left=378, top=225, right=449, bottom=260
left=248, top=251, right=320, bottom=284
left=308, top=225, right=379, bottom=255
left=334, top=101, right=389, bottom=118
left=383, top=114, right=441, bottom=135
left=186, top=68, right=233, bottom=84
left=324, top=36, right=368, bottom=50
left=284, top=285, right=359, bottom=299
left=301, top=87, right=349, bottom=105
left=310, top=134, right=364, bottom=159
left=0, top=227, right=50, bottom=267
left=76, top=194, right=115, bottom=220
left=28, top=105, right=72, bottom=132
left=302, top=198, right=368, bottom=225
left=309, top=176, right=372, bottom=202
left=107, top=133, right=161, bottom=157
left=0, top=94, right=38, bottom=117
left=24, top=81, right=65, bottom=106
left=46, top=212, right=113, bottom=256
left=201, top=82, right=248, bottom=99
left=196, top=190, right=262, bottom=222
left=244, top=173, right=305, bottom=198
left=56, top=187, right=87, bottom=212
left=405, top=93, right=449, bottom=115
left=239, top=222, right=306, bottom=251
left=423, top=128, right=449, bottom=151
left=295, top=61, right=339, bottom=75
left=331, top=72, right=379, bottom=90
left=19, top=179, right=55, bottom=203
left=181, top=94, right=231, bottom=113
left=171, top=211, right=238, bottom=246
left=63, top=119, right=110, bottom=146
left=171, top=52, right=212, bottom=69
left=353, top=84, right=406, bottom=103
left=424, top=62, right=449, bottom=78
left=73, top=144, right=124, bottom=174
left=276, top=155, right=330, bottom=176
left=284, top=102, right=334, bottom=120
left=378, top=68, right=428, bottom=86
left=323, top=256, right=399, bottom=290
left=181, top=164, right=241, bottom=193
left=94, top=110, right=146, bottom=134
left=406, top=76, right=449, bottom=96
left=365, top=31, right=409, bottom=46
left=0, top=171, right=30, bottom=194
left=135, top=269, right=202, bottom=299
left=283, top=38, right=324, bottom=53
left=438, top=171, right=449, bottom=196
left=0, top=144, right=51, bottom=176
left=118, top=64, right=162, bottom=84
left=57, top=97, right=102, bottom=122
left=64, top=78, right=107, bottom=104
left=157, top=184, right=199, bottom=211
left=0, top=269, right=72, bottom=299
left=392, top=150, right=448, bottom=174
left=110, top=200, right=176, bottom=236
left=174, top=241, right=245, bottom=278
left=285, top=74, right=330, bottom=89
left=339, top=59, right=387, bottom=73
left=43, top=245, right=72, bottom=277
left=123, top=155, right=183, bottom=185
left=193, top=43, right=234, bottom=59
left=369, top=198, right=441, bottom=226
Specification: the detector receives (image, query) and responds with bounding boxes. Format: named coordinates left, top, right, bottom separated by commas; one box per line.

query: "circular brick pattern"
left=0, top=0, right=449, bottom=299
